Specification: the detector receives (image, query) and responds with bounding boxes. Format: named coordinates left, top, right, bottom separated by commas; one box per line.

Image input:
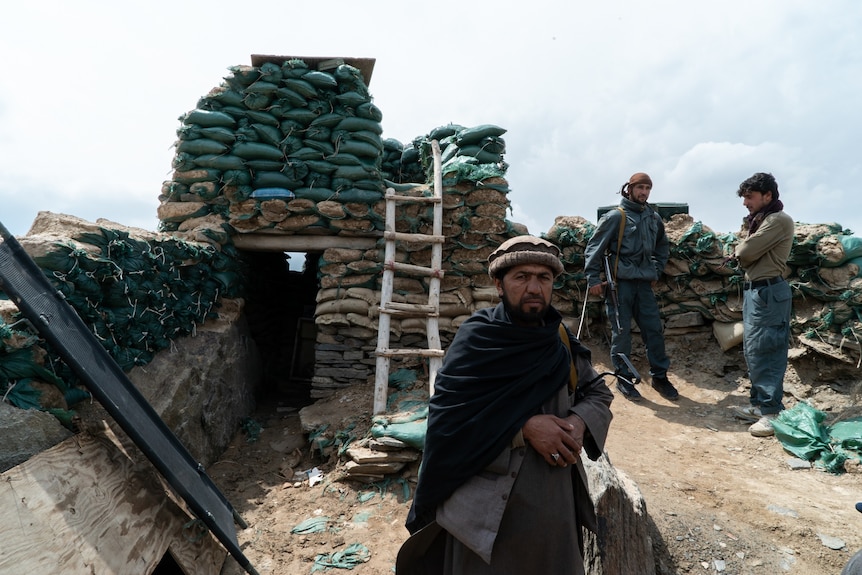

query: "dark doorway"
left=152, top=551, right=184, bottom=574
left=241, top=250, right=319, bottom=407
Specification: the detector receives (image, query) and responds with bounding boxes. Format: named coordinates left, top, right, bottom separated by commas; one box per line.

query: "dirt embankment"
left=215, top=331, right=862, bottom=575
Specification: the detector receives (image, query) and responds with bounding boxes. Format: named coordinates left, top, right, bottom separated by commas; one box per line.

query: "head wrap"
left=628, top=172, right=653, bottom=187
left=620, top=172, right=652, bottom=197
left=487, top=235, right=564, bottom=279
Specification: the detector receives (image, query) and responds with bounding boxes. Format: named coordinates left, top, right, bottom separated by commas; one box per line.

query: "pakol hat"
left=487, top=235, right=564, bottom=279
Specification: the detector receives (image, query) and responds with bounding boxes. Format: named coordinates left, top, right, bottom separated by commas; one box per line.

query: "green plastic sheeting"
left=311, top=543, right=370, bottom=572
left=291, top=516, right=331, bottom=535
left=772, top=402, right=862, bottom=474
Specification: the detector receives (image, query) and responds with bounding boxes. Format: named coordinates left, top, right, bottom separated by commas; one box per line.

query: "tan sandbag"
left=346, top=288, right=379, bottom=306
left=316, top=288, right=341, bottom=303
left=450, top=246, right=494, bottom=263
left=158, top=201, right=210, bottom=222
left=319, top=263, right=348, bottom=276
left=330, top=218, right=375, bottom=233
left=228, top=216, right=267, bottom=233
left=469, top=216, right=508, bottom=234
left=275, top=214, right=322, bottom=231
left=315, top=298, right=370, bottom=317
left=287, top=198, right=317, bottom=214
left=316, top=200, right=346, bottom=220
left=689, top=278, right=727, bottom=297
left=259, top=199, right=289, bottom=222
left=713, top=321, right=744, bottom=351
left=177, top=214, right=227, bottom=232
left=323, top=247, right=363, bottom=263
left=663, top=258, right=691, bottom=277
left=464, top=188, right=506, bottom=206
left=320, top=274, right=375, bottom=289
left=227, top=199, right=258, bottom=218
left=400, top=318, right=427, bottom=334
left=662, top=214, right=697, bottom=243
left=475, top=203, right=507, bottom=219
left=346, top=312, right=375, bottom=330
left=819, top=263, right=860, bottom=289
left=315, top=312, right=350, bottom=327
left=473, top=286, right=500, bottom=302
left=347, top=260, right=380, bottom=273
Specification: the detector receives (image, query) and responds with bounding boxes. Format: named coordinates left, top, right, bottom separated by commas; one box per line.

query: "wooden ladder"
left=373, top=140, right=446, bottom=414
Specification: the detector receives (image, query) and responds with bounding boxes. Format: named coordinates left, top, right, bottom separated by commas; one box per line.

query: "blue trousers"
left=742, top=280, right=792, bottom=414
left=607, top=279, right=670, bottom=379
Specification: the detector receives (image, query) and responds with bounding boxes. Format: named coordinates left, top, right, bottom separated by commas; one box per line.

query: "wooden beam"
left=231, top=233, right=379, bottom=252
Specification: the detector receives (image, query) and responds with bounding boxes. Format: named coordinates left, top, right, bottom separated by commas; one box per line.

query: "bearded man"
left=397, top=235, right=614, bottom=575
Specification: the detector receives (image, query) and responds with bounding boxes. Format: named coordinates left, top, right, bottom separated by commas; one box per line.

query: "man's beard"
left=501, top=293, right=549, bottom=326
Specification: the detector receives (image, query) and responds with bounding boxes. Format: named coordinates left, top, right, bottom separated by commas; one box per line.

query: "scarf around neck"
left=746, top=198, right=784, bottom=235
left=405, top=302, right=571, bottom=533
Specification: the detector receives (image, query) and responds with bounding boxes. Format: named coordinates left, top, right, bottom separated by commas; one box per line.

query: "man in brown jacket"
left=397, top=235, right=614, bottom=575
left=730, top=172, right=794, bottom=437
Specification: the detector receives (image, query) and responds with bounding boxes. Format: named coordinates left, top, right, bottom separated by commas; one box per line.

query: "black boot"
left=651, top=375, right=679, bottom=400
left=616, top=379, right=642, bottom=402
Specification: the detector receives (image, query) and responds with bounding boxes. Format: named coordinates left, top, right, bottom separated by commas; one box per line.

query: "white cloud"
left=1, top=0, right=861, bottom=239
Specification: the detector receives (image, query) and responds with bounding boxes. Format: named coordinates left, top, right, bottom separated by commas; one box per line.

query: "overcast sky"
left=2, top=1, right=860, bottom=241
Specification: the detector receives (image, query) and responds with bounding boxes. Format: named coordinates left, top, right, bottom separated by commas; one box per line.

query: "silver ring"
left=551, top=453, right=560, bottom=461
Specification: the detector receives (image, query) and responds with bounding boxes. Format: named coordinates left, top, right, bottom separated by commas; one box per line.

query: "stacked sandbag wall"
left=0, top=213, right=246, bottom=428
left=158, top=59, right=387, bottom=237
left=310, top=173, right=527, bottom=398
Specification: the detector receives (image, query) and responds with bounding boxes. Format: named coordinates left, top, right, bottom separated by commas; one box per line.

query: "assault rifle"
left=603, top=254, right=622, bottom=333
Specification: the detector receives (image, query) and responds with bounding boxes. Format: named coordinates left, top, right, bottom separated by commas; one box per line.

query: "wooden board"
left=0, top=423, right=224, bottom=574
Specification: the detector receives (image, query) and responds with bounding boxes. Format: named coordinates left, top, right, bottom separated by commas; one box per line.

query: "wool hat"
left=628, top=172, right=652, bottom=187
left=487, top=235, right=564, bottom=279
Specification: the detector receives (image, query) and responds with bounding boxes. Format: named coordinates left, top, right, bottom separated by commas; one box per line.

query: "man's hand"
left=522, top=414, right=584, bottom=467
left=588, top=283, right=605, bottom=297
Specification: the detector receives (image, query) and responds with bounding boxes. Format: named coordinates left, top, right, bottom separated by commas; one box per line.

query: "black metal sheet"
left=0, top=222, right=258, bottom=575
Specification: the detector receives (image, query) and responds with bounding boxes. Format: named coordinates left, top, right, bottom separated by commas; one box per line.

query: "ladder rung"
left=380, top=302, right=439, bottom=316
left=376, top=348, right=445, bottom=358
left=384, top=230, right=446, bottom=244
left=385, top=260, right=444, bottom=278
left=385, top=192, right=442, bottom=204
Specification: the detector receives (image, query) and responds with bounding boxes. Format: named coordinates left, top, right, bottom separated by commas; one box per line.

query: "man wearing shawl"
left=729, top=173, right=794, bottom=437
left=396, top=235, right=614, bottom=575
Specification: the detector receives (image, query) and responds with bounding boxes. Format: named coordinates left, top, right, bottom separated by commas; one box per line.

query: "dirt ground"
left=213, top=330, right=862, bottom=575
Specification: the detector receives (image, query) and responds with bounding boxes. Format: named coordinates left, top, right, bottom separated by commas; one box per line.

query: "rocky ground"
left=213, top=329, right=862, bottom=575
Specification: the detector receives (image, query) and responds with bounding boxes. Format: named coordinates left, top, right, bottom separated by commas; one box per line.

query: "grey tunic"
left=433, top=354, right=612, bottom=574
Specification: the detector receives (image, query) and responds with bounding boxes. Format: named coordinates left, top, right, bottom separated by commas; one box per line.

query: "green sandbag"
left=242, top=92, right=272, bottom=110
left=181, top=109, right=237, bottom=129
left=244, top=109, right=279, bottom=127
left=247, top=125, right=280, bottom=148
left=355, top=102, right=383, bottom=122
left=232, top=141, right=284, bottom=161
left=335, top=116, right=382, bottom=135
left=370, top=420, right=426, bottom=450
left=282, top=77, right=317, bottom=99
left=273, top=87, right=307, bottom=108
left=253, top=171, right=302, bottom=189
left=455, top=124, right=507, bottom=146
left=301, top=69, right=338, bottom=89
left=176, top=138, right=229, bottom=156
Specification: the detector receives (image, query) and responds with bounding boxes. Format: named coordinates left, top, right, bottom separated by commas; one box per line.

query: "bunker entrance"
left=242, top=250, right=320, bottom=407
